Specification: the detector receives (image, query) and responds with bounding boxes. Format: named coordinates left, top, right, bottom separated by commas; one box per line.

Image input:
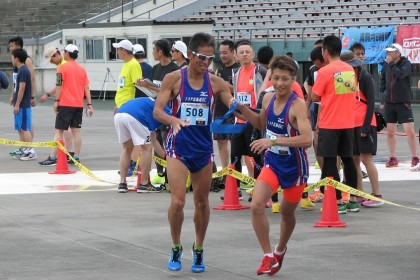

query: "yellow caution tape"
left=2, top=137, right=420, bottom=210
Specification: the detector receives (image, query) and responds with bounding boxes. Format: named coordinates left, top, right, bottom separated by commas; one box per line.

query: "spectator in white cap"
left=39, top=46, right=76, bottom=162
left=112, top=39, right=142, bottom=111
left=172, top=41, right=189, bottom=68
left=133, top=44, right=152, bottom=98
left=380, top=43, right=418, bottom=169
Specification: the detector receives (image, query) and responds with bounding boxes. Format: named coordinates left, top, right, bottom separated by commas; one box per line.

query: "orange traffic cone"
left=49, top=140, right=76, bottom=174
left=129, top=167, right=142, bottom=192
left=314, top=181, right=346, bottom=228
left=213, top=164, right=250, bottom=210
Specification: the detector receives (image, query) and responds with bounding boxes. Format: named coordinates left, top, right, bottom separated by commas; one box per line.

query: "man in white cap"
left=39, top=47, right=75, bottom=164
left=171, top=41, right=188, bottom=68
left=112, top=39, right=142, bottom=111
left=39, top=44, right=93, bottom=166
left=133, top=44, right=152, bottom=98
left=380, top=43, right=418, bottom=168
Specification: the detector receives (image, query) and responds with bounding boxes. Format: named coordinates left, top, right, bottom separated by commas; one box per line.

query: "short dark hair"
left=257, top=46, right=274, bottom=65
left=322, top=35, right=342, bottom=57
left=188, top=32, right=215, bottom=52
left=9, top=36, right=24, bottom=48
left=310, top=46, right=324, bottom=63
left=153, top=39, right=171, bottom=57
left=349, top=42, right=365, bottom=52
left=269, top=55, right=297, bottom=77
left=286, top=52, right=293, bottom=58
left=220, top=39, right=235, bottom=52
left=314, top=39, right=323, bottom=47
left=235, top=39, right=252, bottom=51
left=11, top=48, right=27, bottom=63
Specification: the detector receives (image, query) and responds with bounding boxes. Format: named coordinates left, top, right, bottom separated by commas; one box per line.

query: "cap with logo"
left=384, top=43, right=402, bottom=53
left=133, top=44, right=145, bottom=54
left=112, top=39, right=133, bottom=51
left=340, top=50, right=362, bottom=67
left=64, top=44, right=78, bottom=54
left=44, top=47, right=59, bottom=62
left=172, top=41, right=188, bottom=59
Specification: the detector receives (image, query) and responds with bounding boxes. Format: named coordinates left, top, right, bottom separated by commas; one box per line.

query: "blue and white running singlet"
left=264, top=93, right=309, bottom=189
left=166, top=67, right=215, bottom=156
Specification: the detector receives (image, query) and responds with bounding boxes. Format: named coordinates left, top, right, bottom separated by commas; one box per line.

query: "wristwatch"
left=270, top=136, right=277, bottom=147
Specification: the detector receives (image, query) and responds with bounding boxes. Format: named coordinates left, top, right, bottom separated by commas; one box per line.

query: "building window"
left=86, top=39, right=104, bottom=61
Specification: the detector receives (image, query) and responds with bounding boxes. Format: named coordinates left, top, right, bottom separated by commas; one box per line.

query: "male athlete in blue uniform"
left=235, top=55, right=312, bottom=276
left=153, top=32, right=234, bottom=273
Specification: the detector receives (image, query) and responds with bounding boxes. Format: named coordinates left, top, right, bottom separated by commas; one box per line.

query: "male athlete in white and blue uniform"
left=153, top=32, right=234, bottom=274
left=235, top=55, right=312, bottom=276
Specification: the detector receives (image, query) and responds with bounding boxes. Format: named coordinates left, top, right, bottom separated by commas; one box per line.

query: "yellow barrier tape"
left=0, top=138, right=59, bottom=148
left=2, top=137, right=420, bottom=210
left=323, top=178, right=420, bottom=211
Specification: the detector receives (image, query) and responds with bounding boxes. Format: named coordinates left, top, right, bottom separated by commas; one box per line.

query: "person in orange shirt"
left=38, top=44, right=93, bottom=166
left=311, top=35, right=359, bottom=214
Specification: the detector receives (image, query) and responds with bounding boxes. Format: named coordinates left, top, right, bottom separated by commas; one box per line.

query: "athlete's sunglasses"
left=191, top=51, right=215, bottom=62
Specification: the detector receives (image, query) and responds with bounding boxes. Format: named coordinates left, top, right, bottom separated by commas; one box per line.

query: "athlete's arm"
left=278, top=98, right=312, bottom=148
left=13, top=81, right=26, bottom=114
left=26, top=57, right=36, bottom=107
left=211, top=74, right=235, bottom=109
left=153, top=71, right=188, bottom=135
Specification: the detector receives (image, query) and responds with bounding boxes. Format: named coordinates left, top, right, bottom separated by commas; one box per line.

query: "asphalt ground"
left=0, top=94, right=419, bottom=280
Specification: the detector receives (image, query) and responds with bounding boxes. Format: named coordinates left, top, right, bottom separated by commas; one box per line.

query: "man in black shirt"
left=214, top=39, right=239, bottom=169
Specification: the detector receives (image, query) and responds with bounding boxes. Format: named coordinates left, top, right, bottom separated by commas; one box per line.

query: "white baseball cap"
left=64, top=44, right=78, bottom=54
left=112, top=39, right=133, bottom=52
left=384, top=43, right=402, bottom=53
left=172, top=41, right=188, bottom=59
left=133, top=44, right=145, bottom=54
left=44, top=47, right=59, bottom=62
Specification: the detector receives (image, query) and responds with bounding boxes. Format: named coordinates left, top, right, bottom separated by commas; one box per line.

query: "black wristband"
left=87, top=103, right=92, bottom=106
left=31, top=97, right=35, bottom=99
left=55, top=99, right=60, bottom=102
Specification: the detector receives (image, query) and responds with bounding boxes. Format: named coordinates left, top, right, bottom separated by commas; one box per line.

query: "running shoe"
left=240, top=181, right=253, bottom=190
left=362, top=194, right=384, bottom=207
left=167, top=246, right=183, bottom=271
left=273, top=245, right=287, bottom=271
left=346, top=201, right=360, bottom=212
left=137, top=182, right=161, bottom=193
left=385, top=157, right=398, bottom=168
left=300, top=198, right=315, bottom=210
left=314, top=161, right=320, bottom=169
left=341, top=192, right=350, bottom=203
left=191, top=244, right=205, bottom=273
left=271, top=202, right=280, bottom=213
left=409, top=163, right=420, bottom=172
left=10, top=148, right=24, bottom=157
left=338, top=203, right=347, bottom=214
left=309, top=190, right=324, bottom=203
left=118, top=183, right=128, bottom=193
left=151, top=174, right=165, bottom=184
left=256, top=255, right=279, bottom=276
left=362, top=170, right=369, bottom=178
left=38, top=156, right=57, bottom=166
left=19, top=152, right=37, bottom=161
left=411, top=157, right=419, bottom=167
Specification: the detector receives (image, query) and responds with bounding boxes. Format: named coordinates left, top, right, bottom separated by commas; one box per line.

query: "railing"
left=34, top=0, right=135, bottom=37
left=124, top=0, right=175, bottom=22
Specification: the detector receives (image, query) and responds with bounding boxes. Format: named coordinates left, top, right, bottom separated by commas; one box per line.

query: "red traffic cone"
left=129, top=167, right=142, bottom=192
left=213, top=164, right=250, bottom=210
left=49, top=140, right=76, bottom=174
left=314, top=182, right=346, bottom=228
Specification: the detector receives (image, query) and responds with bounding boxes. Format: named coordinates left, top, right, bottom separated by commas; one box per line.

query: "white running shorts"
left=114, top=113, right=151, bottom=145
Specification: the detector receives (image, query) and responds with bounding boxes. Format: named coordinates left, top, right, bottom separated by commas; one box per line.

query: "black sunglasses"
left=192, top=51, right=215, bottom=62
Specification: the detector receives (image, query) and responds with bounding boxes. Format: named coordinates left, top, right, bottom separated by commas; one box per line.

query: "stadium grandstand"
left=0, top=0, right=419, bottom=100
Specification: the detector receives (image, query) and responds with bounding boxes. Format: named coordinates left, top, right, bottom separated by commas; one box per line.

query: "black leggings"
left=321, top=156, right=357, bottom=200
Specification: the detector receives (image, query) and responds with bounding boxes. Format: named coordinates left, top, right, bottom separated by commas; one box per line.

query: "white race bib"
left=118, top=76, right=125, bottom=88
left=266, top=130, right=290, bottom=155
left=236, top=92, right=251, bottom=106
left=180, top=103, right=209, bottom=126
